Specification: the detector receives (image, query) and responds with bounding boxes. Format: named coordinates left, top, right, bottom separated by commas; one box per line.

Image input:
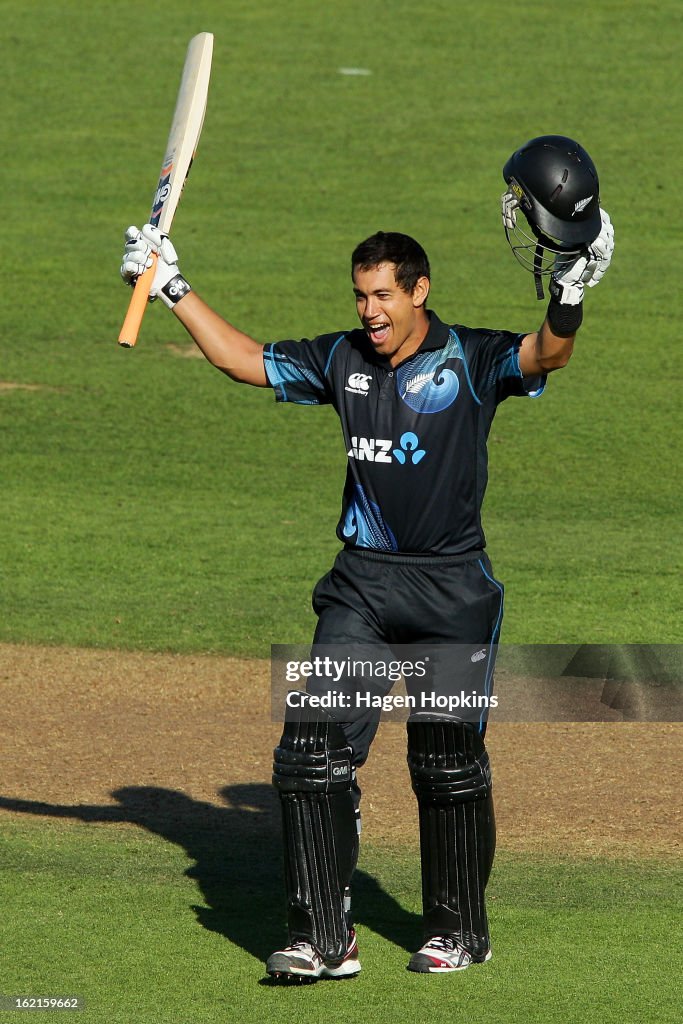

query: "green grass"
left=0, top=0, right=681, bottom=653
left=0, top=818, right=680, bottom=1024
left=0, top=8, right=680, bottom=1017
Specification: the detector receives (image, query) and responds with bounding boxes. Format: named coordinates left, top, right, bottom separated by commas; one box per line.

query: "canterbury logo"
left=345, top=372, right=372, bottom=395
left=573, top=195, right=593, bottom=215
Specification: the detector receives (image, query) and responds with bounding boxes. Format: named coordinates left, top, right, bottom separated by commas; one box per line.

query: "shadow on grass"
left=0, top=784, right=420, bottom=961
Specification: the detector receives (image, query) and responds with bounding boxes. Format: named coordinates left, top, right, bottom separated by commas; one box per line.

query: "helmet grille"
left=504, top=216, right=585, bottom=277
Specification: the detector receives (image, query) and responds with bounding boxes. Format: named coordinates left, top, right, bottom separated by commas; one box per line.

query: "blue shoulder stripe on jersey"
left=450, top=328, right=482, bottom=406
left=486, top=345, right=520, bottom=391
left=323, top=333, right=347, bottom=377
left=263, top=342, right=327, bottom=402
left=512, top=333, right=546, bottom=397
left=263, top=344, right=287, bottom=400
left=526, top=381, right=546, bottom=398
left=485, top=337, right=546, bottom=397
left=263, top=344, right=286, bottom=400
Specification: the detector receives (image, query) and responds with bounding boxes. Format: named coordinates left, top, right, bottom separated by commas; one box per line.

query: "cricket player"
left=120, top=136, right=614, bottom=981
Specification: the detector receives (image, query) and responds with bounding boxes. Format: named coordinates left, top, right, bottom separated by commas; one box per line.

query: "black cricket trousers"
left=309, top=546, right=505, bottom=764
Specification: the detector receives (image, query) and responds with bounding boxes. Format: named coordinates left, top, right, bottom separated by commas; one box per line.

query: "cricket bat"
left=118, top=32, right=214, bottom=348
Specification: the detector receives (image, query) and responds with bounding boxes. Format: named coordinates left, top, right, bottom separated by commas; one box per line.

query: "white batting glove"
left=585, top=209, right=614, bottom=288
left=551, top=208, right=614, bottom=305
left=120, top=224, right=191, bottom=308
left=501, top=190, right=519, bottom=231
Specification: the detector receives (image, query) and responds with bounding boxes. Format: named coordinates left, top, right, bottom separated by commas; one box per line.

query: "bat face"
left=154, top=32, right=213, bottom=236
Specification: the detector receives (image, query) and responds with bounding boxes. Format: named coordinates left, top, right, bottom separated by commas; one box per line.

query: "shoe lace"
left=288, top=940, right=314, bottom=952
left=427, top=935, right=461, bottom=954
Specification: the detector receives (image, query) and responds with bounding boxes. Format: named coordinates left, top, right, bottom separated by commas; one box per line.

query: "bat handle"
left=117, top=253, right=158, bottom=348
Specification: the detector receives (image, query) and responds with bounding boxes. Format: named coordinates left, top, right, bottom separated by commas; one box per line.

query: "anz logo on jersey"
left=347, top=432, right=427, bottom=465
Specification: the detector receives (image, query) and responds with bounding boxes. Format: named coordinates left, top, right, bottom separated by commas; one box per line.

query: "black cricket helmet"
left=502, top=135, right=602, bottom=295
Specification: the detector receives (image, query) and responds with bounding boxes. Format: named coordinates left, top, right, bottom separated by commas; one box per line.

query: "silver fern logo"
left=573, top=195, right=593, bottom=215
left=402, top=371, right=434, bottom=397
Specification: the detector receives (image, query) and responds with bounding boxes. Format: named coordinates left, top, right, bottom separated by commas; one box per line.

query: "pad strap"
left=407, top=718, right=492, bottom=803
left=273, top=718, right=352, bottom=795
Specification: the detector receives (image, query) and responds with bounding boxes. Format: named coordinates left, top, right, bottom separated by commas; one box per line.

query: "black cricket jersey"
left=263, top=312, right=545, bottom=556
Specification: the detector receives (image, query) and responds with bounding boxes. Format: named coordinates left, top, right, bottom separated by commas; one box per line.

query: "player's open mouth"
left=366, top=322, right=390, bottom=344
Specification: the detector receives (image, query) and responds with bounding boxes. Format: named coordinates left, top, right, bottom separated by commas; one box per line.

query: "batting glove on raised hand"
left=584, top=208, right=614, bottom=287
left=550, top=209, right=615, bottom=305
left=120, top=224, right=191, bottom=308
left=501, top=190, right=519, bottom=231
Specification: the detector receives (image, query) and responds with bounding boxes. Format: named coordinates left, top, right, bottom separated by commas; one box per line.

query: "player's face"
left=353, top=263, right=430, bottom=366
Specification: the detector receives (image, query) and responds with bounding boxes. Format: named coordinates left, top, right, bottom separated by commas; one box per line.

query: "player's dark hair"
left=352, top=232, right=431, bottom=295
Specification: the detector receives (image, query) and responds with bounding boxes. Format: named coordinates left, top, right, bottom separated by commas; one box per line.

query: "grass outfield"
left=1, top=0, right=681, bottom=653
left=1, top=820, right=680, bottom=1024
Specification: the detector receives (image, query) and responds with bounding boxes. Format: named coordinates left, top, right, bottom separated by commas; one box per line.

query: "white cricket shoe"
left=266, top=930, right=361, bottom=983
left=407, top=934, right=492, bottom=973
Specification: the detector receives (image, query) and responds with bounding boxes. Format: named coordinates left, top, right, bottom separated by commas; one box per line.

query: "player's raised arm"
left=517, top=208, right=615, bottom=375
left=120, top=224, right=268, bottom=386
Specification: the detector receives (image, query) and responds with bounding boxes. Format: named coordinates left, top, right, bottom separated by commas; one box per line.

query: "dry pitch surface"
left=1, top=643, right=680, bottom=860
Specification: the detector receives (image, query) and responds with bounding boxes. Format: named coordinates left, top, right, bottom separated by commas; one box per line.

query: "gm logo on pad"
left=330, top=759, right=351, bottom=782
